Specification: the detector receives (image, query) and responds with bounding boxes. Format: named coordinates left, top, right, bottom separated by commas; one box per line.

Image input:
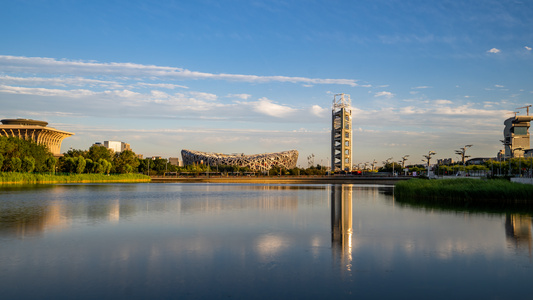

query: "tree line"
left=0, top=137, right=329, bottom=176
left=0, top=137, right=57, bottom=172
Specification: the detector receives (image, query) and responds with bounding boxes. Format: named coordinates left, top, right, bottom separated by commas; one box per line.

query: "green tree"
left=92, top=161, right=104, bottom=174
left=76, top=156, right=86, bottom=174
left=103, top=159, right=112, bottom=174
left=113, top=150, right=139, bottom=174
left=45, top=156, right=57, bottom=174
left=85, top=158, right=95, bottom=173
left=60, top=157, right=77, bottom=173
left=0, top=153, right=4, bottom=170
left=8, top=157, right=22, bottom=172
left=64, top=148, right=86, bottom=158
left=21, top=156, right=36, bottom=172
left=269, top=166, right=281, bottom=176
left=97, top=159, right=112, bottom=174
left=151, top=158, right=168, bottom=175
left=87, top=145, right=113, bottom=162
left=0, top=136, right=54, bottom=172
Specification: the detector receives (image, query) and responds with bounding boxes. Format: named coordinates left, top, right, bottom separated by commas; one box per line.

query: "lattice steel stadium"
left=181, top=149, right=299, bottom=171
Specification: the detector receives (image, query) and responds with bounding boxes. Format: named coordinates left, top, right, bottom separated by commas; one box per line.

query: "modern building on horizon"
left=331, top=93, right=353, bottom=172
left=0, top=118, right=74, bottom=156
left=168, top=157, right=183, bottom=167
left=437, top=158, right=454, bottom=165
left=93, top=141, right=132, bottom=153
left=502, top=107, right=533, bottom=158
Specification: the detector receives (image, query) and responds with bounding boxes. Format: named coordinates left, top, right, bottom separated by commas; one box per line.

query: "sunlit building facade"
left=93, top=141, right=132, bottom=153
left=502, top=114, right=533, bottom=158
left=0, top=118, right=74, bottom=156
left=181, top=149, right=299, bottom=171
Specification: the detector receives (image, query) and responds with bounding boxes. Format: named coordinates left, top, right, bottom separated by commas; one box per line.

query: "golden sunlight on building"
left=0, top=118, right=74, bottom=156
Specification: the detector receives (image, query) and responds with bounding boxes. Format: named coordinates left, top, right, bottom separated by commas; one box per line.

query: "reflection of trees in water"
left=505, top=214, right=533, bottom=256
left=331, top=184, right=353, bottom=274
left=0, top=184, right=314, bottom=238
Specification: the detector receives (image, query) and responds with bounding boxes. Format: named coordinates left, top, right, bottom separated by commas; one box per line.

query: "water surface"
left=0, top=183, right=531, bottom=299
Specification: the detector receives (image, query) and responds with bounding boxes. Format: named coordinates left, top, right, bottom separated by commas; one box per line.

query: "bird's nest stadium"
left=181, top=149, right=299, bottom=171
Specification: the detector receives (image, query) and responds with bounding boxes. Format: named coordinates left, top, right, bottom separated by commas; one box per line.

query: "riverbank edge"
left=0, top=173, right=151, bottom=185
left=150, top=176, right=410, bottom=185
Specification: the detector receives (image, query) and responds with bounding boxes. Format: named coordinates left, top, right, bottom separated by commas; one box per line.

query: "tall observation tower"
left=331, top=93, right=352, bottom=172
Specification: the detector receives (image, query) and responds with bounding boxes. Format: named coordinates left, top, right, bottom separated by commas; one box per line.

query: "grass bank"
left=394, top=178, right=533, bottom=209
left=0, top=172, right=151, bottom=184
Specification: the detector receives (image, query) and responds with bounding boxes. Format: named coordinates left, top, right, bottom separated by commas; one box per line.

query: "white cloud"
left=251, top=97, right=296, bottom=118
left=226, top=93, right=251, bottom=100
left=0, top=75, right=122, bottom=88
left=487, top=48, right=501, bottom=54
left=494, top=84, right=504, bottom=88
left=374, top=91, right=394, bottom=98
left=310, top=105, right=328, bottom=117
left=525, top=46, right=532, bottom=51
left=412, top=86, right=432, bottom=89
left=188, top=91, right=217, bottom=101
left=0, top=55, right=360, bottom=87
left=399, top=106, right=422, bottom=114
left=149, top=90, right=171, bottom=99
left=104, top=89, right=140, bottom=98
left=136, top=82, right=188, bottom=89
left=0, top=84, right=96, bottom=97
left=433, top=100, right=452, bottom=105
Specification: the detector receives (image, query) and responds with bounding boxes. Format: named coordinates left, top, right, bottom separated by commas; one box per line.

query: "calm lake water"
left=1, top=183, right=532, bottom=299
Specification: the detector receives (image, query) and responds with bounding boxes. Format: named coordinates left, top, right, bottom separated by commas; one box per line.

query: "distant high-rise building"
left=0, top=118, right=74, bottom=156
left=99, top=141, right=131, bottom=153
left=168, top=157, right=182, bottom=167
left=331, top=94, right=352, bottom=172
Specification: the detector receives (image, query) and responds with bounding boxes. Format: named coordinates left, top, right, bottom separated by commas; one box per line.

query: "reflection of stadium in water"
left=505, top=214, right=533, bottom=256
left=331, top=185, right=353, bottom=272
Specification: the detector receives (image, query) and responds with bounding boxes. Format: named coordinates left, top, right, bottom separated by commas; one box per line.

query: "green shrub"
left=395, top=178, right=533, bottom=207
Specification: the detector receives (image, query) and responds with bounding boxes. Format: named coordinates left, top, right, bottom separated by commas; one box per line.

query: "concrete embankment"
left=150, top=176, right=411, bottom=185
left=511, top=178, right=533, bottom=185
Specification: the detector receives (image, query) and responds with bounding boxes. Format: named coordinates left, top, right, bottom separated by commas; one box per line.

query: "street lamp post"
left=423, top=151, right=436, bottom=177
left=401, top=155, right=409, bottom=176
left=387, top=157, right=394, bottom=176
left=455, top=145, right=472, bottom=176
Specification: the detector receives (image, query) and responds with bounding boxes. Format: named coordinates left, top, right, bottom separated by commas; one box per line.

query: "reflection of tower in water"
left=331, top=184, right=353, bottom=272
left=505, top=214, right=533, bottom=257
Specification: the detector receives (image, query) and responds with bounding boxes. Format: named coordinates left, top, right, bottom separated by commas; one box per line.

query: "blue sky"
left=1, top=0, right=532, bottom=167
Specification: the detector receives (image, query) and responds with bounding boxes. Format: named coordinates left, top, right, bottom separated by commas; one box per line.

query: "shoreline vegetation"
left=0, top=172, right=151, bottom=184
left=394, top=178, right=533, bottom=209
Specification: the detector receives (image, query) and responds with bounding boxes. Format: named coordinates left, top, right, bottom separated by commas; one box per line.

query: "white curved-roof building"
left=0, top=119, right=74, bottom=156
left=181, top=149, right=299, bottom=171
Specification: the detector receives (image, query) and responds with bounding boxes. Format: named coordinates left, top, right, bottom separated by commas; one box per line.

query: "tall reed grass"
left=394, top=178, right=533, bottom=207
left=0, top=172, right=151, bottom=184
